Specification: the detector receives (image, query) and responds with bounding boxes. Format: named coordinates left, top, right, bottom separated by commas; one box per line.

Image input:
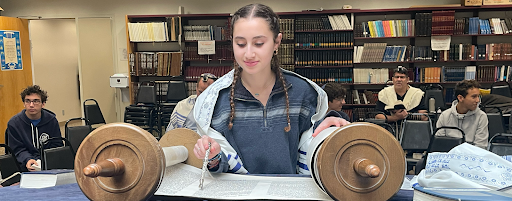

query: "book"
left=413, top=183, right=512, bottom=201
left=0, top=172, right=21, bottom=186
left=20, top=169, right=76, bottom=189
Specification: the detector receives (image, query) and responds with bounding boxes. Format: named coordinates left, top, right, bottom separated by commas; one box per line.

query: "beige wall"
left=30, top=19, right=81, bottom=122
left=0, top=0, right=460, bottom=121
left=77, top=18, right=116, bottom=124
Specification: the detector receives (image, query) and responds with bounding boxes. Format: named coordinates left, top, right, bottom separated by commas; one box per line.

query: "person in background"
left=435, top=80, right=488, bottom=149
left=375, top=67, right=427, bottom=122
left=165, top=73, right=217, bottom=132
left=7, top=85, right=63, bottom=171
left=323, top=83, right=350, bottom=121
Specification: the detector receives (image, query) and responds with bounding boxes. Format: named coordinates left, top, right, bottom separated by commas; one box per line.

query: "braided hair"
left=228, top=4, right=291, bottom=132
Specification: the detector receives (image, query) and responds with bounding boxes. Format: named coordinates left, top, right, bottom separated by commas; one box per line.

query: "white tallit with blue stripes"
left=191, top=69, right=329, bottom=174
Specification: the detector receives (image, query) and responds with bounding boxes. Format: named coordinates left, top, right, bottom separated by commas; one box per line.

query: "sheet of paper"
left=155, top=163, right=332, bottom=200
left=198, top=40, right=215, bottom=55
left=431, top=35, right=451, bottom=51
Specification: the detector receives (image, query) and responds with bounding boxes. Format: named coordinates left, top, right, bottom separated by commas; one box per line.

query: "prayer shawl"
left=191, top=69, right=329, bottom=174
left=166, top=95, right=197, bottom=132
left=378, top=85, right=424, bottom=111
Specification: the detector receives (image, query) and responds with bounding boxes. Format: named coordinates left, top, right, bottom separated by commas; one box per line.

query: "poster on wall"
left=0, top=30, right=23, bottom=71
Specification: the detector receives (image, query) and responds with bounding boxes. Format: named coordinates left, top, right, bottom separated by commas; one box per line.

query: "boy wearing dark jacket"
left=7, top=85, right=62, bottom=171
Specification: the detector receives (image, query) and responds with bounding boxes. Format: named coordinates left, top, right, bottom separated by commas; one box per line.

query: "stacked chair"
left=160, top=80, right=189, bottom=133
left=124, top=82, right=160, bottom=138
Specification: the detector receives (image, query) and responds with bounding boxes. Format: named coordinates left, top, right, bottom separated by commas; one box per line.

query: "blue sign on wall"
left=0, top=30, right=23, bottom=71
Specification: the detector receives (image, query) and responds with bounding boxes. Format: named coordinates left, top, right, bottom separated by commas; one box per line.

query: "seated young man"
left=375, top=67, right=427, bottom=122
left=7, top=85, right=63, bottom=171
left=322, top=83, right=351, bottom=121
left=435, top=80, right=488, bottom=149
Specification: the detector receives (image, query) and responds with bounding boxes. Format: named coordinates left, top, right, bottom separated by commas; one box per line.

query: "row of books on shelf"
left=294, top=15, right=352, bottom=31
left=431, top=10, right=455, bottom=36
left=415, top=13, right=433, bottom=36
left=354, top=11, right=452, bottom=37
left=128, top=17, right=182, bottom=42
left=128, top=22, right=170, bottom=42
left=183, top=45, right=234, bottom=61
left=349, top=90, right=379, bottom=105
left=353, top=43, right=512, bottom=63
left=295, top=32, right=353, bottom=48
left=279, top=18, right=295, bottom=40
left=358, top=19, right=415, bottom=38
left=277, top=44, right=294, bottom=66
left=354, top=16, right=512, bottom=37
left=352, top=67, right=415, bottom=84
left=353, top=68, right=390, bottom=84
left=184, top=66, right=232, bottom=81
left=437, top=43, right=512, bottom=61
left=295, top=50, right=353, bottom=66
left=129, top=52, right=182, bottom=76
left=412, top=65, right=511, bottom=83
left=454, top=17, right=512, bottom=35
left=295, top=65, right=510, bottom=84
left=183, top=25, right=230, bottom=41
left=294, top=68, right=353, bottom=83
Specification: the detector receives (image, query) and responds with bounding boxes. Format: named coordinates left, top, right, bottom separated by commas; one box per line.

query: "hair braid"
left=272, top=56, right=291, bottom=132
left=228, top=65, right=242, bottom=130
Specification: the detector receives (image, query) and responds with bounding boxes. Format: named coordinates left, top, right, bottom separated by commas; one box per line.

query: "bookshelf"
left=126, top=5, right=512, bottom=122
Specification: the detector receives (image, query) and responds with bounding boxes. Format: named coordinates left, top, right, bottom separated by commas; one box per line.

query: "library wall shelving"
left=126, top=4, right=512, bottom=122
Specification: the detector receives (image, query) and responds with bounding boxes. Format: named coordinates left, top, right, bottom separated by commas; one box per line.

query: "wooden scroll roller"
left=74, top=123, right=201, bottom=201
left=75, top=122, right=405, bottom=201
left=307, top=122, right=406, bottom=201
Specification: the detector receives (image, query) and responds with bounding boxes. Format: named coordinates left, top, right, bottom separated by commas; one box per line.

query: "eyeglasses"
left=200, top=73, right=218, bottom=82
left=24, top=99, right=42, bottom=105
left=393, top=76, right=407, bottom=79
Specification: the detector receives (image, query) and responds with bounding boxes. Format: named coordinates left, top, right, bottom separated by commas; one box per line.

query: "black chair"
left=161, top=80, right=189, bottom=130
left=414, top=126, right=466, bottom=175
left=428, top=126, right=466, bottom=152
left=491, top=81, right=512, bottom=98
left=83, top=99, right=106, bottom=127
left=400, top=113, right=433, bottom=173
left=39, top=137, right=75, bottom=170
left=125, top=82, right=160, bottom=137
left=488, top=133, right=512, bottom=156
left=364, top=112, right=396, bottom=138
left=0, top=144, right=22, bottom=186
left=65, top=118, right=92, bottom=154
left=486, top=111, right=506, bottom=142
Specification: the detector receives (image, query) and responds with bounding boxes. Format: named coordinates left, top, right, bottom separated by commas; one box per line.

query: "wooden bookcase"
left=126, top=5, right=512, bottom=122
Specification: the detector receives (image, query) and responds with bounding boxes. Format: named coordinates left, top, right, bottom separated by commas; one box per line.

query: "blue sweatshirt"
left=7, top=109, right=63, bottom=166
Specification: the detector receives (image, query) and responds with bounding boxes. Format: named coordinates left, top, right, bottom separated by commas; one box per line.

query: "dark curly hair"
left=20, top=85, right=48, bottom=103
left=323, top=83, right=346, bottom=102
left=455, top=80, right=481, bottom=99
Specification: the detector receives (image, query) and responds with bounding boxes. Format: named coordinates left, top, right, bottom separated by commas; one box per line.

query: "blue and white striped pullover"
left=188, top=69, right=330, bottom=175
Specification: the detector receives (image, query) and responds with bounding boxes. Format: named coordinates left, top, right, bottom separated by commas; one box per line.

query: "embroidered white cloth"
left=191, top=69, right=329, bottom=174
left=418, top=143, right=512, bottom=189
